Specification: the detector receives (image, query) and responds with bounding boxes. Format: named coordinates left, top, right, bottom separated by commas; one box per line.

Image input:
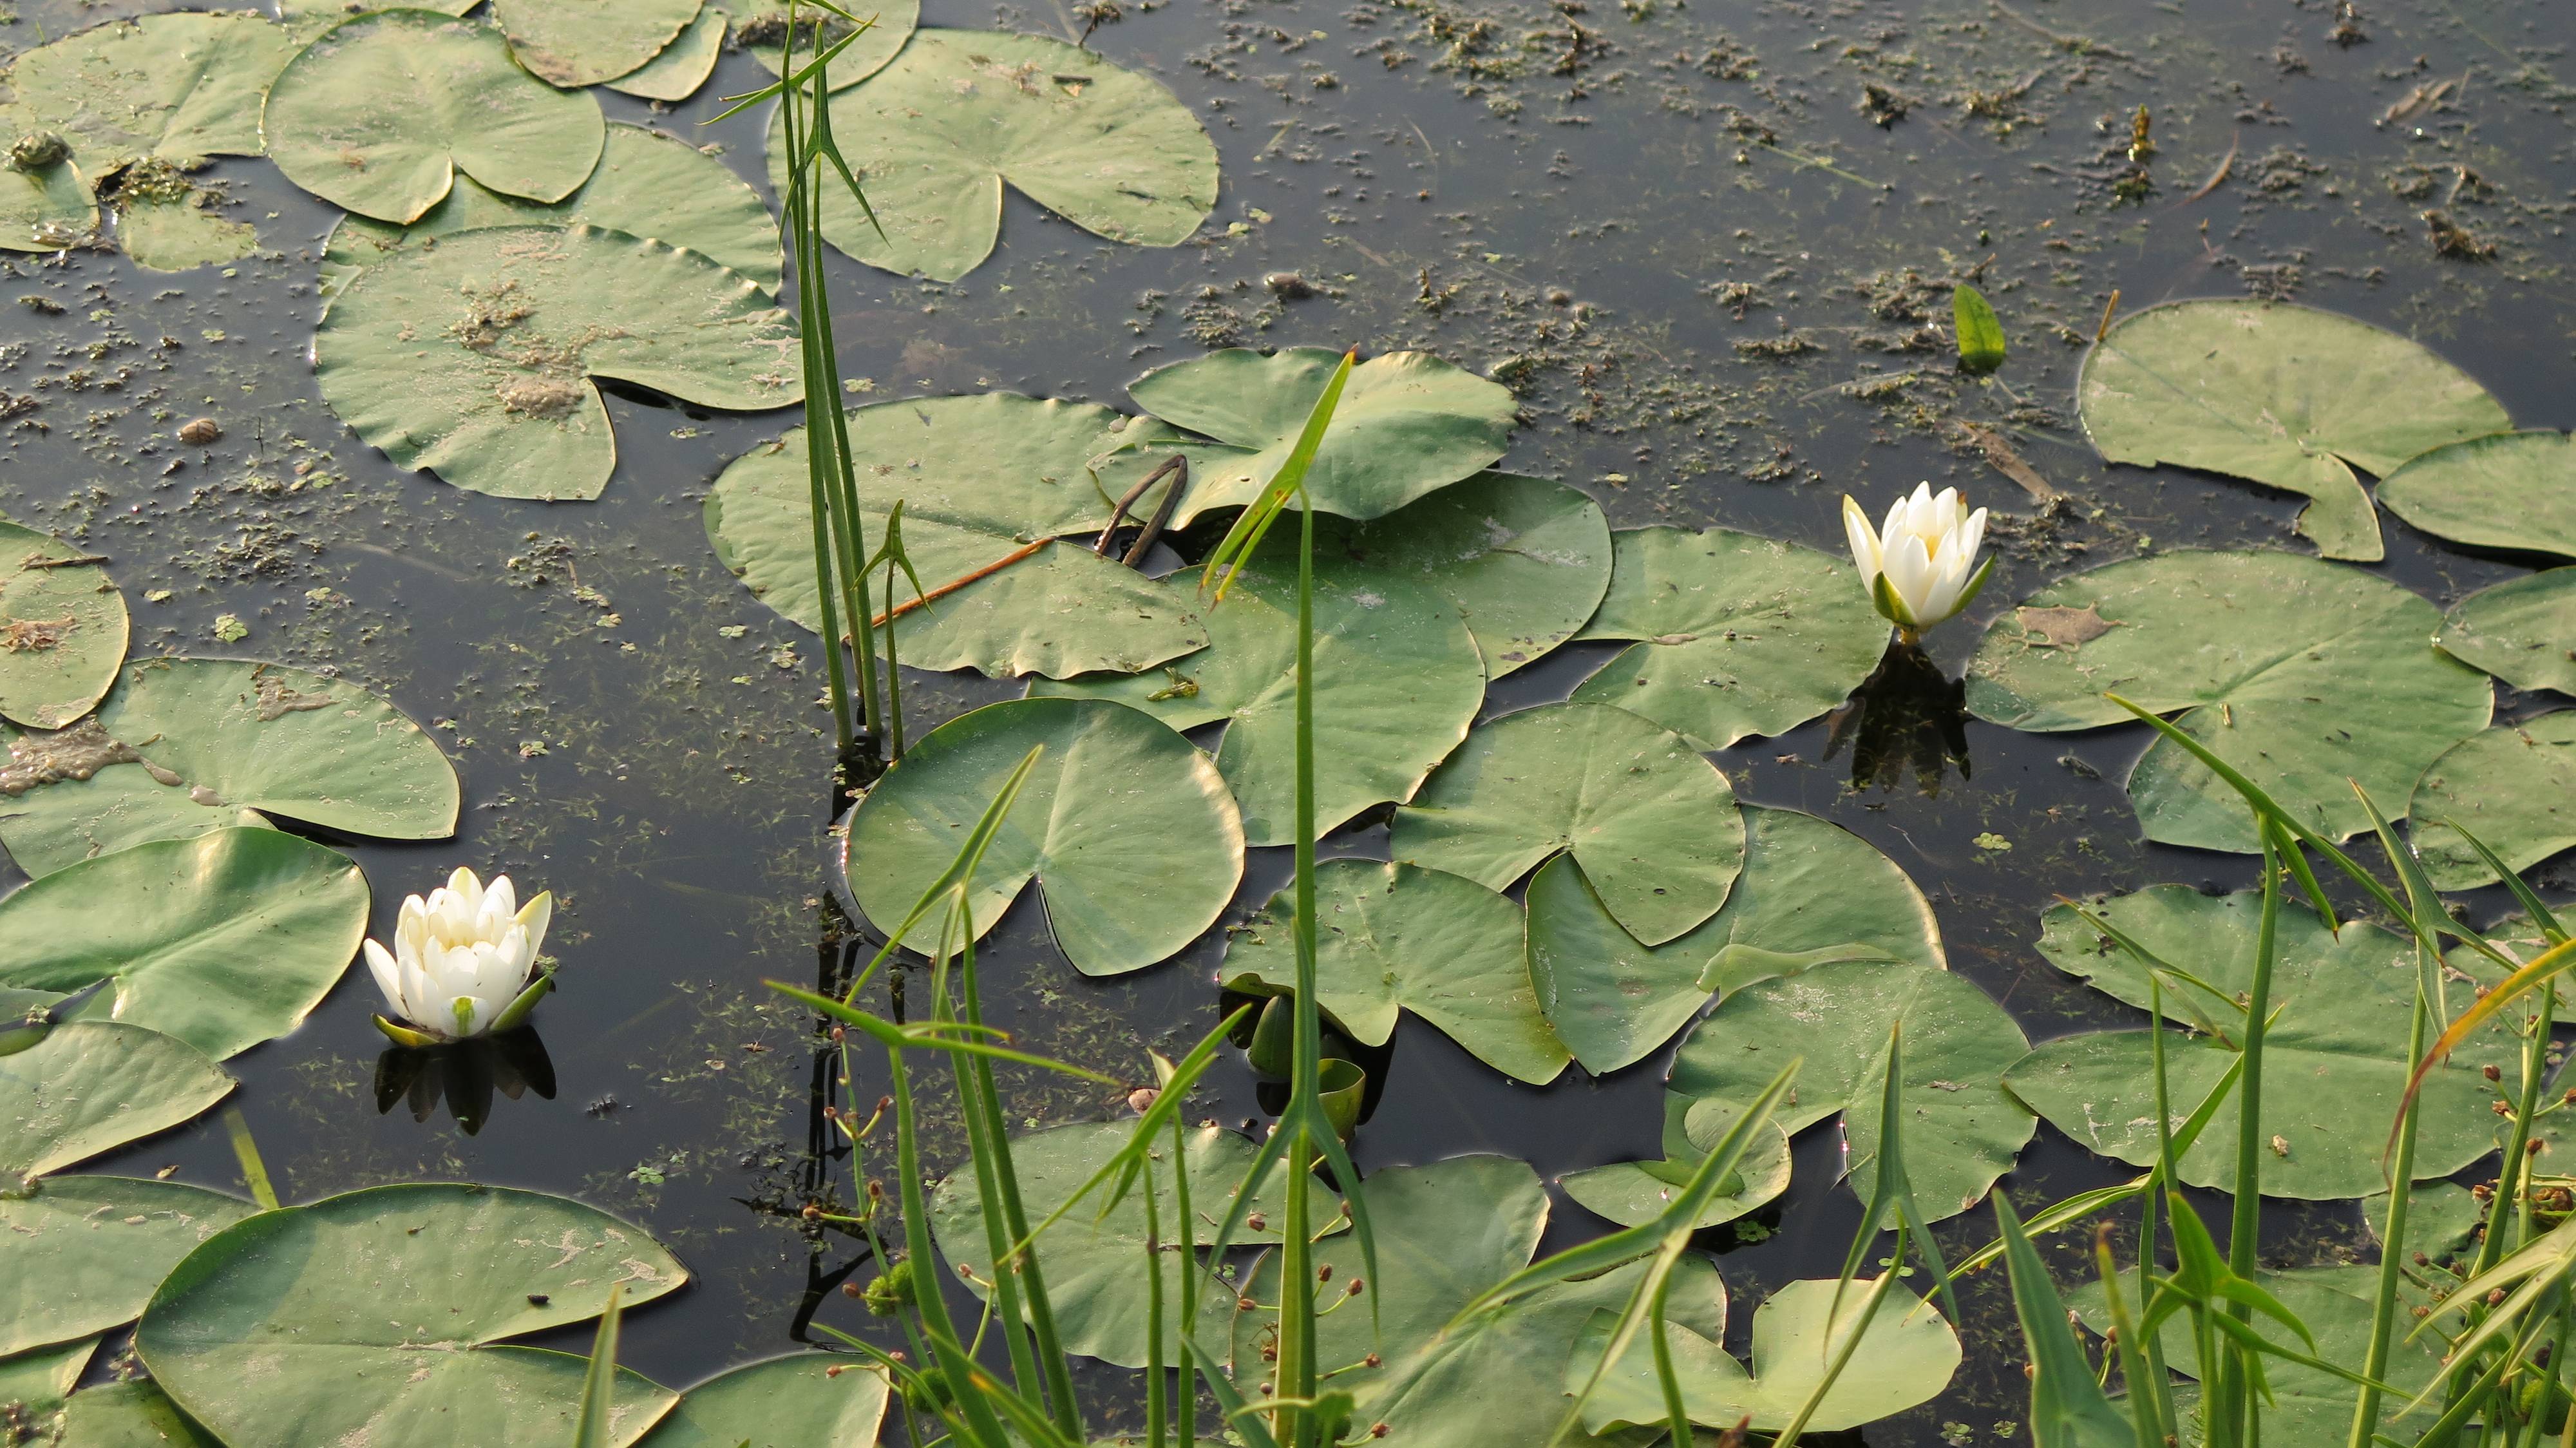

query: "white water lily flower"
left=362, top=867, right=554, bottom=1043
left=1842, top=483, right=1995, bottom=640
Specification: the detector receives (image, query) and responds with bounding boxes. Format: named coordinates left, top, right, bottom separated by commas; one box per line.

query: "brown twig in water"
left=1093, top=454, right=1188, bottom=567
left=1951, top=421, right=2057, bottom=502
left=2172, top=131, right=2237, bottom=207
left=2094, top=289, right=2121, bottom=342
left=869, top=540, right=1047, bottom=627
left=19, top=553, right=109, bottom=568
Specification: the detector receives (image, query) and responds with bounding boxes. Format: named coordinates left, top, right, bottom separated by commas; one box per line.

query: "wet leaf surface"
left=0, top=155, right=94, bottom=251
left=56, top=1379, right=222, bottom=1447
left=115, top=185, right=258, bottom=272
left=0, top=1335, right=92, bottom=1425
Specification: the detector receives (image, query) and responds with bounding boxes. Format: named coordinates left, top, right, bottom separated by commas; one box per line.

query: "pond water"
left=5, top=0, right=2573, bottom=1441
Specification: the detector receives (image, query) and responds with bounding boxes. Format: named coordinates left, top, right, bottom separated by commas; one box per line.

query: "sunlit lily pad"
left=1222, top=861, right=1567, bottom=1084
left=743, top=2, right=918, bottom=90
left=705, top=395, right=1201, bottom=678
left=492, top=0, right=701, bottom=87
left=59, top=1380, right=223, bottom=1447
left=1137, top=348, right=1517, bottom=524
left=606, top=5, right=728, bottom=102
left=0, top=657, right=459, bottom=878
left=1324, top=472, right=1610, bottom=678
left=2439, top=568, right=2576, bottom=697
left=317, top=224, right=800, bottom=500
left=1965, top=550, right=2491, bottom=853
left=263, top=10, right=605, bottom=224
left=637, top=1355, right=887, bottom=1448
left=0, top=1336, right=91, bottom=1425
left=781, top=29, right=1217, bottom=281
left=0, top=155, right=93, bottom=251
left=1392, top=702, right=1741, bottom=947
left=137, top=1184, right=686, bottom=1448
left=0, top=517, right=126, bottom=729
left=1569, top=528, right=1889, bottom=749
left=0, top=1177, right=254, bottom=1357
left=845, top=698, right=1242, bottom=975
left=322, top=123, right=782, bottom=298
left=1, top=12, right=298, bottom=173
left=2, top=1021, right=232, bottom=1185
left=1672, top=958, right=2032, bottom=1222
left=1558, top=1094, right=1792, bottom=1228
left=2407, top=713, right=2576, bottom=890
left=1526, top=805, right=1942, bottom=1076
left=2377, top=431, right=2576, bottom=560
left=2078, top=299, right=2509, bottom=560
left=2005, top=886, right=2521, bottom=1198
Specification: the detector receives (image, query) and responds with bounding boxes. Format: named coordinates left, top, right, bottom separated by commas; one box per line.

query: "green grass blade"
left=571, top=1284, right=624, bottom=1448
left=1994, top=1194, right=2137, bottom=1448
left=1199, top=350, right=1355, bottom=599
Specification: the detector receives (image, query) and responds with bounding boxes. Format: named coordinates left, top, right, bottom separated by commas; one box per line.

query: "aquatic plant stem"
left=2213, top=826, right=2286, bottom=1448
left=1172, top=1106, right=1200, bottom=1448
left=776, top=21, right=857, bottom=766
left=2350, top=988, right=2434, bottom=1448
left=1146, top=1149, right=1168, bottom=1448
left=1274, top=500, right=1325, bottom=1448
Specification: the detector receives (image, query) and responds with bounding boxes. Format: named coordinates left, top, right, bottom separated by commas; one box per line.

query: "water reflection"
left=1821, top=643, right=1971, bottom=797
left=372, top=1029, right=558, bottom=1136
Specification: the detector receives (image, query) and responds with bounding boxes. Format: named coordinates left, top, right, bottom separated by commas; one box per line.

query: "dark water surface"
left=6, top=0, right=2575, bottom=1438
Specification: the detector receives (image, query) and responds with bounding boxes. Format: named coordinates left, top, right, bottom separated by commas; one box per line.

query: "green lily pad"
left=322, top=123, right=782, bottom=298
left=492, top=0, right=701, bottom=87
left=606, top=5, right=728, bottom=101
left=1392, top=702, right=1742, bottom=948
left=1965, top=550, right=2492, bottom=853
left=0, top=828, right=366, bottom=1061
left=1671, top=958, right=2032, bottom=1222
left=2377, top=431, right=2576, bottom=560
left=263, top=10, right=605, bottom=224
left=2407, top=713, right=2576, bottom=890
left=743, top=2, right=919, bottom=90
left=1, top=12, right=298, bottom=172
left=2005, top=886, right=2522, bottom=1198
left=2439, top=567, right=2576, bottom=696
left=115, top=186, right=258, bottom=272
left=845, top=698, right=1242, bottom=975
left=1325, top=472, right=1611, bottom=678
left=59, top=1380, right=222, bottom=1447
left=705, top=395, right=1202, bottom=678
left=2, top=1021, right=232, bottom=1185
left=0, top=517, right=126, bottom=729
left=0, top=155, right=93, bottom=252
left=317, top=224, right=800, bottom=500
left=0, top=1335, right=91, bottom=1424
left=1137, top=349, right=1516, bottom=525
left=1033, top=536, right=1485, bottom=844
left=931, top=1120, right=1338, bottom=1369
left=1569, top=528, right=1889, bottom=749
left=636, top=1356, right=887, bottom=1448
left=0, top=657, right=459, bottom=879
left=2078, top=299, right=2510, bottom=561
left=1558, top=1094, right=1792, bottom=1228
left=1222, top=861, right=1567, bottom=1085
left=137, top=1185, right=687, bottom=1448
left=781, top=29, right=1217, bottom=281
left=1526, top=804, right=1943, bottom=1078
left=0, top=1176, right=254, bottom=1357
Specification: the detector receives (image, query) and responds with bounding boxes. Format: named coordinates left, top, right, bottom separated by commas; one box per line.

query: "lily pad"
left=0, top=1336, right=90, bottom=1424
left=0, top=828, right=366, bottom=1061
left=605, top=6, right=728, bottom=102
left=2439, top=567, right=2576, bottom=696
left=115, top=186, right=257, bottom=271
left=705, top=395, right=1202, bottom=678
left=316, top=224, right=800, bottom=500
left=492, top=0, right=701, bottom=87
left=0, top=657, right=459, bottom=879
left=1324, top=472, right=1611, bottom=678
left=0, top=12, right=298, bottom=173
left=2078, top=299, right=2509, bottom=560
left=1222, top=861, right=1567, bottom=1085
left=322, top=123, right=782, bottom=298
left=2005, top=886, right=2522, bottom=1198
left=0, top=1176, right=254, bottom=1357
left=1137, top=349, right=1517, bottom=525
left=59, top=1380, right=223, bottom=1447
left=930, top=1120, right=1339, bottom=1369
left=845, top=698, right=1242, bottom=975
left=1558, top=1094, right=1793, bottom=1228
left=137, top=1184, right=686, bottom=1448
left=1391, top=702, right=1742, bottom=948
left=1671, top=958, right=2032, bottom=1222
left=2377, top=431, right=2576, bottom=560
left=636, top=1356, right=887, bottom=1448
left=0, top=155, right=92, bottom=252
left=782, top=29, right=1217, bottom=281
left=1569, top=527, right=1890, bottom=750
left=1033, top=536, right=1485, bottom=844
left=2, top=1021, right=232, bottom=1185
left=263, top=10, right=605, bottom=224
left=2407, top=713, right=2576, bottom=890
left=1526, top=804, right=1943, bottom=1077
left=1965, top=550, right=2492, bottom=853
left=0, top=518, right=126, bottom=729
left=743, top=2, right=919, bottom=90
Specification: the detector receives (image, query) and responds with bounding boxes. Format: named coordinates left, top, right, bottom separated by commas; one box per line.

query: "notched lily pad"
left=606, top=5, right=729, bottom=102
left=492, top=0, right=702, bottom=88
left=2407, top=712, right=2576, bottom=890
left=2, top=1020, right=233, bottom=1185
left=1325, top=471, right=1610, bottom=679
left=1569, top=1278, right=1960, bottom=1433
left=637, top=1355, right=888, bottom=1448
left=0, top=1176, right=254, bottom=1357
left=0, top=518, right=126, bottom=729
left=1, top=12, right=298, bottom=173
left=2377, top=430, right=2576, bottom=561
left=2439, top=567, right=2576, bottom=697
left=741, top=1, right=920, bottom=90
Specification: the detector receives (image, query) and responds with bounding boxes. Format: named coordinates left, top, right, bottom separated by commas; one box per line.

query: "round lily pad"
left=743, top=2, right=918, bottom=90
left=1391, top=702, right=1742, bottom=948
left=0, top=517, right=126, bottom=729
left=2439, top=568, right=2576, bottom=696
left=1135, top=348, right=1517, bottom=524
left=0, top=828, right=366, bottom=1061
left=492, top=0, right=701, bottom=87
left=263, top=10, right=605, bottom=224
left=2377, top=430, right=2576, bottom=560
left=606, top=5, right=728, bottom=102
left=2407, top=713, right=2576, bottom=890
left=0, top=155, right=94, bottom=252
left=2079, top=299, right=2510, bottom=562
left=1964, top=550, right=2492, bottom=853
left=0, top=1176, right=254, bottom=1357
left=1325, top=472, right=1611, bottom=679
left=844, top=698, right=1242, bottom=976
left=317, top=224, right=800, bottom=500
left=137, top=1184, right=687, bottom=1448
left=1558, top=1094, right=1793, bottom=1228
left=1570, top=527, right=1889, bottom=750
left=1222, top=861, right=1567, bottom=1084
left=779, top=29, right=1217, bottom=281
left=637, top=1355, right=887, bottom=1448
left=3, top=1021, right=232, bottom=1186
left=322, top=123, right=782, bottom=298
left=1, top=12, right=298, bottom=173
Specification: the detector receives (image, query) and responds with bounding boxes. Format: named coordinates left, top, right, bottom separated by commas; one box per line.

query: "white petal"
left=484, top=875, right=518, bottom=922
left=361, top=940, right=406, bottom=1017
left=1841, top=496, right=1882, bottom=583
left=515, top=891, right=553, bottom=957
left=1884, top=535, right=1937, bottom=624
left=1958, top=506, right=1989, bottom=562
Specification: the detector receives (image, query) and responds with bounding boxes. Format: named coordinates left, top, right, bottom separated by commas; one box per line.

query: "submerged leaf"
left=0, top=155, right=95, bottom=252
left=0, top=1177, right=254, bottom=1357
left=1, top=1021, right=232, bottom=1185
left=2407, top=712, right=2576, bottom=890
left=2438, top=567, right=2576, bottom=697
left=491, top=0, right=701, bottom=88
left=0, top=517, right=126, bottom=729
left=114, top=186, right=257, bottom=272
left=2376, top=430, right=2576, bottom=560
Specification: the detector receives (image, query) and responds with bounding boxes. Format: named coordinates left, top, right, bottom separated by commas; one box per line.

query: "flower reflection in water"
left=1822, top=641, right=1971, bottom=796
left=374, top=1027, right=557, bottom=1136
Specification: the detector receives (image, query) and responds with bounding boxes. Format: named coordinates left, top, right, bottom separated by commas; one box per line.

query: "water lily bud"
left=361, top=867, right=554, bottom=1043
left=1841, top=484, right=1993, bottom=642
